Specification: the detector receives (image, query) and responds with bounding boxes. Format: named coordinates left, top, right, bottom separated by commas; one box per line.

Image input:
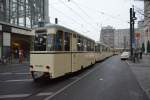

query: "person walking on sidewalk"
left=139, top=48, right=142, bottom=59
left=133, top=49, right=139, bottom=63
left=19, top=48, right=24, bottom=64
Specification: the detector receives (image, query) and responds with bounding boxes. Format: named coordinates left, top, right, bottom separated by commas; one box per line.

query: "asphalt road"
left=0, top=56, right=149, bottom=100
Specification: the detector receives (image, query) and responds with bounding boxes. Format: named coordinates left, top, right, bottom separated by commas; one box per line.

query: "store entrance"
left=11, top=33, right=31, bottom=63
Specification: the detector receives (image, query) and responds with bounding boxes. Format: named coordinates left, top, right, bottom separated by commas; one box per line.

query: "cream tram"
left=30, top=24, right=113, bottom=80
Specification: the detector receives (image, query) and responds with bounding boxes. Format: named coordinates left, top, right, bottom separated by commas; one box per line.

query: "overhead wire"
left=49, top=1, right=92, bottom=33
left=59, top=0, right=100, bottom=31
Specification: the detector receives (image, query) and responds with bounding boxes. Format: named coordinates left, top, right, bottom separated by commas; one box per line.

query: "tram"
left=30, top=24, right=113, bottom=80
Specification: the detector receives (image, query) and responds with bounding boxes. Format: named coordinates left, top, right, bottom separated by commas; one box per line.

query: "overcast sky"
left=49, top=0, right=144, bottom=41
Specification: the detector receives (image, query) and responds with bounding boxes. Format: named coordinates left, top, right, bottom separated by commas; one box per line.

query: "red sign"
left=135, top=32, right=140, bottom=40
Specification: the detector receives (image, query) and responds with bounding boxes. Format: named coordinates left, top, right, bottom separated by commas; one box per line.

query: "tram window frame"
left=55, top=30, right=63, bottom=51
left=64, top=32, right=70, bottom=51
left=47, top=34, right=55, bottom=51
left=91, top=42, right=94, bottom=51
left=87, top=40, right=90, bottom=51
left=83, top=39, right=87, bottom=51
left=77, top=35, right=84, bottom=51
left=73, top=34, right=76, bottom=38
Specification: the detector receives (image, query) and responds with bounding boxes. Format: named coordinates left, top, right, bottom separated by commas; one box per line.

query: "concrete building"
left=137, top=20, right=144, bottom=48
left=144, top=0, right=150, bottom=53
left=0, top=0, right=49, bottom=28
left=100, top=26, right=115, bottom=48
left=114, top=29, right=130, bottom=50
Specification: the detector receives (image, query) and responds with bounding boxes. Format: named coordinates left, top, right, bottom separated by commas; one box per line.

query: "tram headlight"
left=46, top=66, right=50, bottom=69
left=30, top=65, right=33, bottom=68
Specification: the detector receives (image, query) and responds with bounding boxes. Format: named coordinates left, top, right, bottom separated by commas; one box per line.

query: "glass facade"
left=0, top=32, right=2, bottom=58
left=0, top=0, right=49, bottom=28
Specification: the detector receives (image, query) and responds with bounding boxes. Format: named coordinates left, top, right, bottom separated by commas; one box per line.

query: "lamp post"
left=130, top=6, right=137, bottom=61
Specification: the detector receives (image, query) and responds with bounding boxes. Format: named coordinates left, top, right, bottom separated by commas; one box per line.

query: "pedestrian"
left=19, top=48, right=24, bottom=64
left=139, top=48, right=142, bottom=59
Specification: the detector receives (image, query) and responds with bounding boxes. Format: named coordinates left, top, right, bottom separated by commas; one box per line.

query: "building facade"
left=100, top=26, right=115, bottom=48
left=0, top=21, right=33, bottom=64
left=114, top=29, right=130, bottom=49
left=144, top=0, right=150, bottom=53
left=137, top=20, right=144, bottom=48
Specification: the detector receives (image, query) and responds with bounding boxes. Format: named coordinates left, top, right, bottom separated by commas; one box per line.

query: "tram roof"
left=34, top=24, right=95, bottom=42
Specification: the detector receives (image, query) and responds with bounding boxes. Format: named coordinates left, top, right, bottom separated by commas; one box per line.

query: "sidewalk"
left=0, top=61, right=29, bottom=73
left=127, top=55, right=150, bottom=99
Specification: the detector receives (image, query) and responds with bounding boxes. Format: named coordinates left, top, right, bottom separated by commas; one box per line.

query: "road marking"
left=5, top=79, right=33, bottom=82
left=0, top=79, right=33, bottom=83
left=0, top=72, right=31, bottom=75
left=0, top=94, right=30, bottom=99
left=126, top=61, right=130, bottom=65
left=44, top=65, right=99, bottom=100
left=99, top=78, right=103, bottom=81
left=37, top=92, right=53, bottom=96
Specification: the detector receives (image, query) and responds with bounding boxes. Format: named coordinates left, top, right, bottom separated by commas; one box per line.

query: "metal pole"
left=130, top=8, right=133, bottom=59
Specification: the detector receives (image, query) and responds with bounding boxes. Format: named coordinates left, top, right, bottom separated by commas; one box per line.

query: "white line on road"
left=44, top=65, right=100, bottom=100
left=0, top=79, right=33, bottom=83
left=5, top=79, right=33, bottom=82
left=0, top=72, right=31, bottom=75
left=0, top=94, right=30, bottom=99
left=37, top=92, right=53, bottom=96
left=126, top=61, right=130, bottom=65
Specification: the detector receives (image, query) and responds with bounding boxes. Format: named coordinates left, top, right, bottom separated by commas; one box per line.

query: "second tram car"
left=30, top=24, right=113, bottom=80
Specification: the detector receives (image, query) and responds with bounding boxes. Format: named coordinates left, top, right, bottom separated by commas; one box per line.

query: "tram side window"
left=91, top=42, right=94, bottom=51
left=77, top=36, right=83, bottom=51
left=100, top=45, right=102, bottom=53
left=83, top=39, right=87, bottom=51
left=55, top=31, right=63, bottom=51
left=80, top=37, right=84, bottom=51
left=64, top=32, right=70, bottom=51
left=47, top=34, right=55, bottom=51
left=87, top=41, right=90, bottom=51
left=95, top=44, right=100, bottom=52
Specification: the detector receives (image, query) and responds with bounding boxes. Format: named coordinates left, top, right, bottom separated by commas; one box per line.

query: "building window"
left=0, top=32, right=2, bottom=58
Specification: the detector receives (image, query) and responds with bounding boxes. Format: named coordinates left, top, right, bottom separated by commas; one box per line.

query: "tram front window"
left=34, top=30, right=70, bottom=51
left=34, top=34, right=47, bottom=51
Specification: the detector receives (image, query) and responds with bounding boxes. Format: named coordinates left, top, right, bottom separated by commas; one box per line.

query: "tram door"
left=71, top=34, right=78, bottom=72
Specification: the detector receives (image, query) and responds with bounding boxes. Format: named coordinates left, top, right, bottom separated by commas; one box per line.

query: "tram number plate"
left=35, top=65, right=43, bottom=67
